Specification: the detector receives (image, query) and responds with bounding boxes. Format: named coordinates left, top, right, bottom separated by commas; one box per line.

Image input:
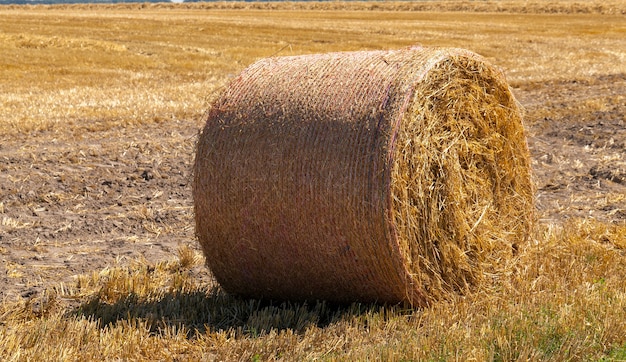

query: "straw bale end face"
left=193, top=46, right=533, bottom=307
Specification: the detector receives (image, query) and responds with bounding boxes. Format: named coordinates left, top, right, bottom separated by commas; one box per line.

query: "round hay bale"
left=193, top=46, right=534, bottom=306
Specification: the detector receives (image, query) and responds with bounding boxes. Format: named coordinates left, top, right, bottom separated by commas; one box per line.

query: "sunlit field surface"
left=1, top=2, right=625, bottom=360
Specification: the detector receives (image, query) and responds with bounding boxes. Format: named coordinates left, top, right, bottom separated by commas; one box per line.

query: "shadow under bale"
left=71, top=286, right=384, bottom=337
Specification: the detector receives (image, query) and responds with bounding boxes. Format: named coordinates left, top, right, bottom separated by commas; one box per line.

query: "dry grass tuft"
left=1, top=219, right=625, bottom=360
left=194, top=47, right=533, bottom=306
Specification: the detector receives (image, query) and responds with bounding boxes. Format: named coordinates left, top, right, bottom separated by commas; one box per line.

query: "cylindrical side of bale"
left=193, top=46, right=533, bottom=306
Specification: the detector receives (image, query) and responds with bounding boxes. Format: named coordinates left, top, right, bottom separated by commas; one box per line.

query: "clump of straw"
left=194, top=46, right=533, bottom=306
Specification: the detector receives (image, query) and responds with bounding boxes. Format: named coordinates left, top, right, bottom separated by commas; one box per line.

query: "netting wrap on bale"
left=193, top=46, right=534, bottom=306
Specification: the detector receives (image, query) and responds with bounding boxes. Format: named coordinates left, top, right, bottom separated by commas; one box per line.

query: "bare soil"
left=519, top=73, right=626, bottom=223
left=0, top=119, right=210, bottom=301
left=1, top=72, right=625, bottom=302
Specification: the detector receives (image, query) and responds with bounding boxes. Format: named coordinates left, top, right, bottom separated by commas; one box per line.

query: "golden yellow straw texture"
left=193, top=46, right=533, bottom=306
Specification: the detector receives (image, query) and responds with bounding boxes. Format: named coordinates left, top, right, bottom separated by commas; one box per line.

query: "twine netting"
left=193, top=46, right=533, bottom=306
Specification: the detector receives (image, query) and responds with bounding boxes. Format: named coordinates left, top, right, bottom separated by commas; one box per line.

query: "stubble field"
left=1, top=1, right=625, bottom=360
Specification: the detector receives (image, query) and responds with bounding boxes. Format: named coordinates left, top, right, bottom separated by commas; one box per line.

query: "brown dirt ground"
left=0, top=118, right=211, bottom=301
left=1, top=72, right=625, bottom=302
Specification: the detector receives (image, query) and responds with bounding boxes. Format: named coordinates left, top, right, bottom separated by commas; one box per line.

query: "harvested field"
left=1, top=2, right=625, bottom=360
